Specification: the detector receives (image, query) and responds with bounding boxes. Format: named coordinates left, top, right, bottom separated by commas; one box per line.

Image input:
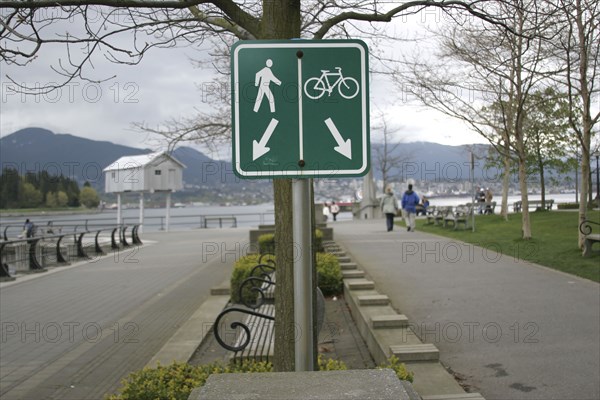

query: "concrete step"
left=339, top=262, right=358, bottom=270
left=190, top=369, right=420, bottom=400
left=342, top=270, right=365, bottom=279
left=337, top=256, right=351, bottom=263
left=390, top=343, right=440, bottom=362
left=347, top=279, right=375, bottom=291
left=328, top=250, right=346, bottom=256
left=422, top=393, right=486, bottom=400
left=371, top=314, right=408, bottom=329
left=357, top=294, right=390, bottom=306
left=405, top=362, right=469, bottom=399
left=210, top=286, right=230, bottom=296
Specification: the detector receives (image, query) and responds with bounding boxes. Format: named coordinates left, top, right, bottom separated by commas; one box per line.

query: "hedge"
left=258, top=229, right=324, bottom=254
left=231, top=251, right=342, bottom=304
left=107, top=356, right=412, bottom=400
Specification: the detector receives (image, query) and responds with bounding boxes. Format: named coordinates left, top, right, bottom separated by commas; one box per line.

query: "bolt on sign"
left=231, top=40, right=370, bottom=178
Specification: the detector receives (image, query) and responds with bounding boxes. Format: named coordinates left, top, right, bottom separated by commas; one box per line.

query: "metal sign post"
left=471, top=152, right=476, bottom=232
left=292, top=178, right=314, bottom=371
left=230, top=39, right=370, bottom=372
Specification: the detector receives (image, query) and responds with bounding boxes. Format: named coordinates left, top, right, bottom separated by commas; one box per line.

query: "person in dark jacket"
left=401, top=184, right=420, bottom=232
left=23, top=219, right=34, bottom=238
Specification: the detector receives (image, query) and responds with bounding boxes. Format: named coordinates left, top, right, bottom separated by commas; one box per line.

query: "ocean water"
left=0, top=192, right=581, bottom=235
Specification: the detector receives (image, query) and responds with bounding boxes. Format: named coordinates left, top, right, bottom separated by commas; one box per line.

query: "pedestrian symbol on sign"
left=253, top=59, right=281, bottom=113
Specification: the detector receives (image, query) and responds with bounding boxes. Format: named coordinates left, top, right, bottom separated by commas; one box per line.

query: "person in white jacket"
left=380, top=187, right=399, bottom=232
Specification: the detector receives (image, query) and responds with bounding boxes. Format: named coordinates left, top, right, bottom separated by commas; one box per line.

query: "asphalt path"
left=0, top=228, right=247, bottom=399
left=333, top=219, right=600, bottom=400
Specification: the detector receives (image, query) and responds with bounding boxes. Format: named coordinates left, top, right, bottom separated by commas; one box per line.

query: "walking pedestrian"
left=402, top=184, right=420, bottom=232
left=23, top=219, right=34, bottom=238
left=330, top=201, right=340, bottom=221
left=380, top=187, right=399, bottom=232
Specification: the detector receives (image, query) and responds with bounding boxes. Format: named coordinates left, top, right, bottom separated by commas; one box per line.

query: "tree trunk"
left=575, top=0, right=591, bottom=249
left=273, top=179, right=296, bottom=371
left=501, top=143, right=511, bottom=221
left=518, top=153, right=532, bottom=239
left=578, top=144, right=590, bottom=248
left=261, top=0, right=304, bottom=372
left=539, top=158, right=546, bottom=209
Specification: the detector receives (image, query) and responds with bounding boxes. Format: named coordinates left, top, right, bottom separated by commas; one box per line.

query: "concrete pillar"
left=117, top=193, right=122, bottom=225
left=165, top=192, right=171, bottom=232
left=139, top=192, right=144, bottom=233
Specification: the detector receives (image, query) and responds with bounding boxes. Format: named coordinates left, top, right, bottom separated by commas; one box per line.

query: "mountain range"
left=0, top=127, right=495, bottom=191
left=0, top=127, right=235, bottom=189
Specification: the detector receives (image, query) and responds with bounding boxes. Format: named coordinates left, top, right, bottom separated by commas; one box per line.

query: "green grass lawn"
left=409, top=210, right=600, bottom=283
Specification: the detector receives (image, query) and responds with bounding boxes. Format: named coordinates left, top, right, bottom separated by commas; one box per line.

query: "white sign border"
left=233, top=41, right=369, bottom=178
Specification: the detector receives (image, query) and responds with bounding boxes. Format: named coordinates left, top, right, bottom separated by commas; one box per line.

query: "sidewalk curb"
left=329, top=241, right=486, bottom=400
left=146, top=280, right=230, bottom=367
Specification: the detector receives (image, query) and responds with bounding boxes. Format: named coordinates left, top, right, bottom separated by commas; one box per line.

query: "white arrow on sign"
left=324, top=117, right=352, bottom=160
left=253, top=118, right=279, bottom=160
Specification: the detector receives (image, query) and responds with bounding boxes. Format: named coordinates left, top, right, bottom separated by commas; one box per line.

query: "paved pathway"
left=0, top=229, right=247, bottom=399
left=333, top=219, right=599, bottom=400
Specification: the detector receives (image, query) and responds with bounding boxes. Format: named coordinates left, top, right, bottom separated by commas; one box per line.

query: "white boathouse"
left=103, top=152, right=185, bottom=231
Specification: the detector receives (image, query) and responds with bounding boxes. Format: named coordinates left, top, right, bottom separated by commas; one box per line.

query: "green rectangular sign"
left=232, top=40, right=370, bottom=178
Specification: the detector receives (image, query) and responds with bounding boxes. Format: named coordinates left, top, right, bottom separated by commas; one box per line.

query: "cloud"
left=0, top=12, right=487, bottom=155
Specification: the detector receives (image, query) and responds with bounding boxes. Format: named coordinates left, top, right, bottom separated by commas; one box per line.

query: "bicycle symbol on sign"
left=303, top=67, right=359, bottom=100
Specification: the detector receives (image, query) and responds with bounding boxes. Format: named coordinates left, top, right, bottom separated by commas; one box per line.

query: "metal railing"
left=0, top=224, right=142, bottom=282
left=1, top=212, right=274, bottom=237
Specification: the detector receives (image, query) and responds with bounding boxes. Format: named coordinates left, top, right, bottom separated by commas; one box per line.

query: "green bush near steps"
left=230, top=251, right=342, bottom=304
left=106, top=355, right=412, bottom=400
left=258, top=229, right=324, bottom=255
left=258, top=233, right=276, bottom=255
left=230, top=253, right=275, bottom=304
left=315, top=252, right=343, bottom=297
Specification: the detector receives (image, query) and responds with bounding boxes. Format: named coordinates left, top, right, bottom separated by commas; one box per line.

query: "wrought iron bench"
left=214, top=255, right=325, bottom=363
left=579, top=220, right=600, bottom=257
left=214, top=258, right=276, bottom=362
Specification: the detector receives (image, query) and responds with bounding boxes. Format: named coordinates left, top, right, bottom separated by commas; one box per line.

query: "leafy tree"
left=20, top=182, right=43, bottom=208
left=80, top=186, right=100, bottom=208
left=46, top=190, right=70, bottom=208
left=0, top=168, right=20, bottom=208
left=523, top=88, right=572, bottom=208
left=398, top=0, right=561, bottom=239
left=549, top=0, right=600, bottom=247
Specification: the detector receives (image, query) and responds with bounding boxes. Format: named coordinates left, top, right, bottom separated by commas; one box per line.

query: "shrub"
left=259, top=229, right=323, bottom=254
left=379, top=355, right=414, bottom=382
left=314, top=229, right=324, bottom=252
left=557, top=202, right=596, bottom=210
left=106, top=361, right=273, bottom=400
left=317, top=354, right=347, bottom=371
left=230, top=251, right=342, bottom=304
left=230, top=254, right=267, bottom=304
left=107, top=357, right=408, bottom=399
left=316, top=252, right=343, bottom=296
left=258, top=233, right=275, bottom=254
left=105, top=362, right=211, bottom=400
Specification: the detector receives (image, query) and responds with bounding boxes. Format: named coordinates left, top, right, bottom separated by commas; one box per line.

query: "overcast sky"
left=0, top=10, right=487, bottom=159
